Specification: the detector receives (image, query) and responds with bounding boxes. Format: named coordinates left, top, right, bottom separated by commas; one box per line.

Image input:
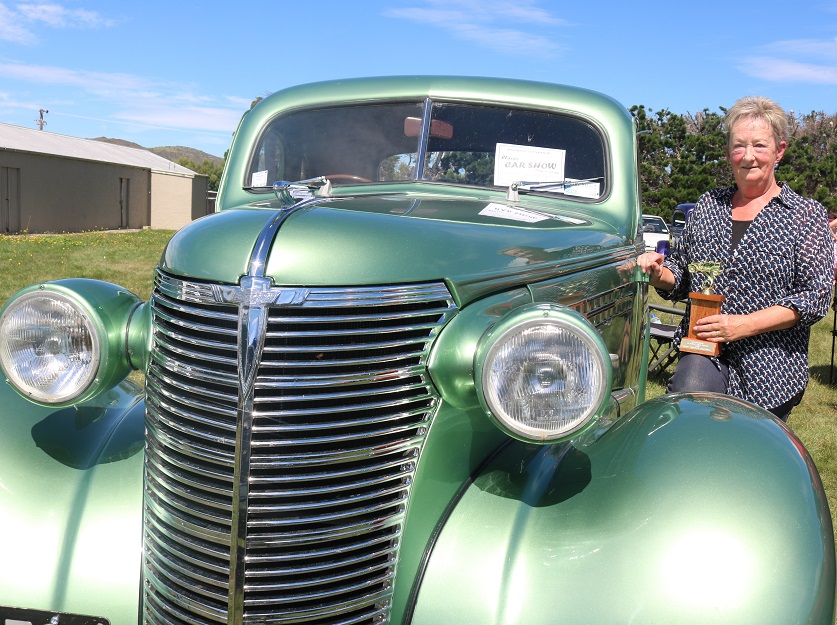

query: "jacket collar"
left=723, top=181, right=799, bottom=211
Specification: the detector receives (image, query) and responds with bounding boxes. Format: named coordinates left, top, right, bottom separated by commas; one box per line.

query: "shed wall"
left=150, top=171, right=197, bottom=230
left=0, top=150, right=150, bottom=233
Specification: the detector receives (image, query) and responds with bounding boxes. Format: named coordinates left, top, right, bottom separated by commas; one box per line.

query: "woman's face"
left=726, top=117, right=786, bottom=192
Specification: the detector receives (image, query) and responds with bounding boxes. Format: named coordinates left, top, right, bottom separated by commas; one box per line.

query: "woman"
left=830, top=213, right=837, bottom=279
left=638, top=96, right=834, bottom=421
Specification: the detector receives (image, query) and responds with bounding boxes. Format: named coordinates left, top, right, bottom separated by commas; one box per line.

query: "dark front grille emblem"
left=143, top=270, right=456, bottom=624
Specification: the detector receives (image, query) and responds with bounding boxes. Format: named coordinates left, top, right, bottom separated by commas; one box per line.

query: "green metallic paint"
left=158, top=207, right=276, bottom=283
left=399, top=292, right=626, bottom=625
left=636, top=281, right=651, bottom=403
left=410, top=394, right=835, bottom=625
left=0, top=279, right=142, bottom=407
left=161, top=192, right=630, bottom=307
left=0, top=377, right=145, bottom=624
left=126, top=300, right=153, bottom=373
left=428, top=288, right=533, bottom=410
left=262, top=196, right=622, bottom=300
left=391, top=399, right=510, bottom=625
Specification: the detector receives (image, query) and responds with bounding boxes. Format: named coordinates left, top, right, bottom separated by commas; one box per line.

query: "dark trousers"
left=668, top=353, right=729, bottom=395
left=668, top=353, right=802, bottom=422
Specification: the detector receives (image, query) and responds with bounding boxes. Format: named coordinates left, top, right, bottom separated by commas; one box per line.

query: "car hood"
left=160, top=194, right=626, bottom=305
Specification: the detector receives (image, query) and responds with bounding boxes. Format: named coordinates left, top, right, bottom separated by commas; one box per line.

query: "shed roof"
left=0, top=122, right=196, bottom=175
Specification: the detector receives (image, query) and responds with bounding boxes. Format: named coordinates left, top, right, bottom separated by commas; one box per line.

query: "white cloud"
left=114, top=105, right=243, bottom=134
left=739, top=56, right=837, bottom=85
left=0, top=3, right=36, bottom=43
left=764, top=37, right=837, bottom=61
left=0, top=61, right=243, bottom=135
left=448, top=22, right=561, bottom=56
left=0, top=62, right=153, bottom=93
left=737, top=37, right=837, bottom=85
left=0, top=90, right=40, bottom=111
left=386, top=0, right=567, bottom=56
left=389, top=0, right=566, bottom=25
left=224, top=95, right=257, bottom=108
left=16, top=3, right=114, bottom=28
left=0, top=2, right=113, bottom=44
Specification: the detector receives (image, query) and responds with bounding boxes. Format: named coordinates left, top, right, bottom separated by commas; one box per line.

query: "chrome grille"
left=143, top=270, right=456, bottom=624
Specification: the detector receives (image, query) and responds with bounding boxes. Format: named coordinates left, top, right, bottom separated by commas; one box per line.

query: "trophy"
left=679, top=261, right=724, bottom=356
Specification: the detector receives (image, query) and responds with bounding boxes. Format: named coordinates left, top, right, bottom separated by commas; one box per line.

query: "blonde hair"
left=724, top=96, right=789, bottom=146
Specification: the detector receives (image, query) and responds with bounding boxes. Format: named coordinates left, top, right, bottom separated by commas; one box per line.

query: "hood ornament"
left=273, top=177, right=332, bottom=207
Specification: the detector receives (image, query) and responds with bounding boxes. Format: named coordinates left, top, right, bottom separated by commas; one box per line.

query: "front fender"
left=0, top=376, right=145, bottom=624
left=410, top=393, right=835, bottom=625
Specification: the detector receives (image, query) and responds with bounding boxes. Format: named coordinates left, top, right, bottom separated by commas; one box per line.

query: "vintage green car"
left=0, top=76, right=833, bottom=625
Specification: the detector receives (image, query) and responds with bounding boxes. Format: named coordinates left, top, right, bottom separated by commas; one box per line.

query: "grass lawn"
left=2, top=229, right=836, bottom=557
left=0, top=229, right=173, bottom=302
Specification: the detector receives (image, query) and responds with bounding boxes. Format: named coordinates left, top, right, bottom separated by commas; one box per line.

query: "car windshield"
left=246, top=100, right=607, bottom=199
left=642, top=217, right=668, bottom=233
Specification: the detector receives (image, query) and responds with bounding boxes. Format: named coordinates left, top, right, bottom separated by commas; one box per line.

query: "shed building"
left=0, top=123, right=210, bottom=233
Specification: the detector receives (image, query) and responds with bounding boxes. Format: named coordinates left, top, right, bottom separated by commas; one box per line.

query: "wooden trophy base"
left=679, top=291, right=725, bottom=356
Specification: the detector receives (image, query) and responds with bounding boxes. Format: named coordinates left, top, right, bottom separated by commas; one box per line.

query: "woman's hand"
left=693, top=314, right=750, bottom=343
left=637, top=252, right=673, bottom=289
left=694, top=307, right=801, bottom=343
left=637, top=251, right=663, bottom=276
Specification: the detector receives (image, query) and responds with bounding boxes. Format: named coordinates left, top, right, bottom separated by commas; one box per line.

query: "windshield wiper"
left=273, top=176, right=333, bottom=207
left=506, top=177, right=603, bottom=201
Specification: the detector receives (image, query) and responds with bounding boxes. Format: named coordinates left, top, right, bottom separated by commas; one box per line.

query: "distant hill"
left=91, top=137, right=223, bottom=167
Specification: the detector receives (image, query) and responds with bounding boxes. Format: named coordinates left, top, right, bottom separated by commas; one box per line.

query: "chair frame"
left=648, top=303, right=685, bottom=375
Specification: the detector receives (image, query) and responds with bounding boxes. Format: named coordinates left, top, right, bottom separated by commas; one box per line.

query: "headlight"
left=0, top=290, right=100, bottom=403
left=476, top=305, right=612, bottom=442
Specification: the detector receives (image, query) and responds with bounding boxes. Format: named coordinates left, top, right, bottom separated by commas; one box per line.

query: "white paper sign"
left=494, top=143, right=566, bottom=187
left=251, top=170, right=268, bottom=187
left=480, top=203, right=551, bottom=223
left=563, top=179, right=601, bottom=199
left=480, top=203, right=587, bottom=225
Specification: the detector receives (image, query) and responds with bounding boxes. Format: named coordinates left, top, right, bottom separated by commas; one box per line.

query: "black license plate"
left=1, top=606, right=110, bottom=625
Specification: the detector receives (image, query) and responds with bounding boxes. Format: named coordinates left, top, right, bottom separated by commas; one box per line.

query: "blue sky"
left=2, top=0, right=837, bottom=158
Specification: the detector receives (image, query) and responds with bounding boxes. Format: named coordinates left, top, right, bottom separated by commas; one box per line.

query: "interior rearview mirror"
left=404, top=117, right=454, bottom=139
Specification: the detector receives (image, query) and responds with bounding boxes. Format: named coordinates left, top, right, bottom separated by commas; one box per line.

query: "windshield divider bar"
left=414, top=98, right=432, bottom=181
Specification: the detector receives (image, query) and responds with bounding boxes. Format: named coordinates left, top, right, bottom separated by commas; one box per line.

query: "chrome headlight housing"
left=475, top=304, right=612, bottom=442
left=0, top=290, right=100, bottom=403
left=0, top=280, right=143, bottom=406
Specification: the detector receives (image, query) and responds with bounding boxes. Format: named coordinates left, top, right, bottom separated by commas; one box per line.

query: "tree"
left=630, top=105, right=728, bottom=221
left=178, top=158, right=225, bottom=192
left=777, top=111, right=837, bottom=211
left=631, top=105, right=836, bottom=217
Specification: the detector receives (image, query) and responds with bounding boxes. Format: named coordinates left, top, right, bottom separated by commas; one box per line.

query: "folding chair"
left=648, top=303, right=685, bottom=375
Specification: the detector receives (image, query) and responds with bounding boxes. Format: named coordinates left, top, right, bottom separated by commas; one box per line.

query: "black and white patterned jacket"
left=659, top=183, right=834, bottom=410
